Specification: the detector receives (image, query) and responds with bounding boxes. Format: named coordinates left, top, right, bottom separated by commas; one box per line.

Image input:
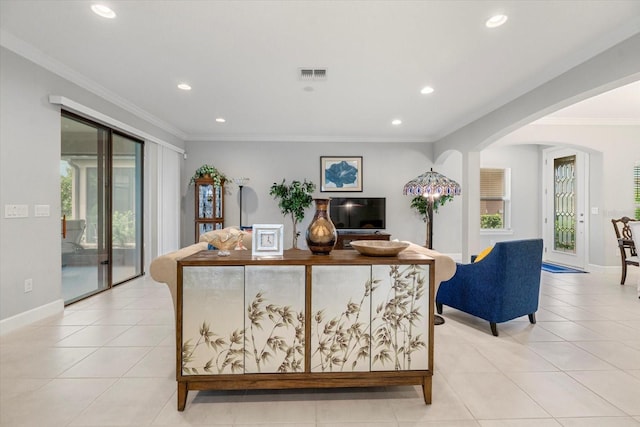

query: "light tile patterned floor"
left=1, top=268, right=640, bottom=426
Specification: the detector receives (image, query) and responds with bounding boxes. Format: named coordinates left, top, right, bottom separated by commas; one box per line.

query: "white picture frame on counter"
left=252, top=224, right=284, bottom=257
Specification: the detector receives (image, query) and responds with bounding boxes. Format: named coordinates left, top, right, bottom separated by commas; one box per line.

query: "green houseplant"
left=410, top=194, right=454, bottom=248
left=410, top=194, right=453, bottom=223
left=269, top=179, right=316, bottom=249
left=189, top=164, right=228, bottom=186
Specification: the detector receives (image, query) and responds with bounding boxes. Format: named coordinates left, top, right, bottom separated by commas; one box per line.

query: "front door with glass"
left=543, top=148, right=588, bottom=270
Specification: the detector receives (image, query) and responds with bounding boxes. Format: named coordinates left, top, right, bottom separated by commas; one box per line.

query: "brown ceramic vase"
left=306, top=198, right=337, bottom=255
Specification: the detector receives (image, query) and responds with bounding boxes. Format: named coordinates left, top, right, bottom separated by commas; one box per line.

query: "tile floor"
left=1, top=268, right=640, bottom=426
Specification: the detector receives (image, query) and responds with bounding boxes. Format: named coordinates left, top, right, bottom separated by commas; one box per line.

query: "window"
left=480, top=168, right=511, bottom=229
left=635, top=162, right=640, bottom=220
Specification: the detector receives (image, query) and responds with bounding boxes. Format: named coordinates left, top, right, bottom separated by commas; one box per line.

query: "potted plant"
left=269, top=179, right=316, bottom=249
left=410, top=194, right=454, bottom=248
left=410, top=194, right=453, bottom=221
left=189, top=164, right=228, bottom=186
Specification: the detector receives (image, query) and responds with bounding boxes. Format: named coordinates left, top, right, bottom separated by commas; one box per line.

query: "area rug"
left=541, top=263, right=587, bottom=273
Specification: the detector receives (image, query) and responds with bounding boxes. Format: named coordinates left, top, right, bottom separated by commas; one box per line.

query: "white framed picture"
left=252, top=224, right=284, bottom=257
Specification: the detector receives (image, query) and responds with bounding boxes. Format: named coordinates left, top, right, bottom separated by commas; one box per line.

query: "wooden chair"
left=629, top=222, right=640, bottom=298
left=611, top=217, right=639, bottom=285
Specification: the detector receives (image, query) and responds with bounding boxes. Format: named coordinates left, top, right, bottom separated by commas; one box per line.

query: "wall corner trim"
left=0, top=299, right=64, bottom=336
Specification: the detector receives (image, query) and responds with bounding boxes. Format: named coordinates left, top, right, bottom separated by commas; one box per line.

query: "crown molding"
left=185, top=134, right=433, bottom=143
left=1, top=29, right=187, bottom=141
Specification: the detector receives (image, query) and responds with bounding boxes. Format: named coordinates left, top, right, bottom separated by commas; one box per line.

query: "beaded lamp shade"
left=402, top=168, right=462, bottom=197
left=403, top=168, right=461, bottom=250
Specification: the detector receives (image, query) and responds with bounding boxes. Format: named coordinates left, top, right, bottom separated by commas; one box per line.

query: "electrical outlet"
left=24, top=279, right=33, bottom=293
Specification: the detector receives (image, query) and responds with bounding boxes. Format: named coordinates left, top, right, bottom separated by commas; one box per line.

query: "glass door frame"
left=61, top=110, right=144, bottom=305
left=543, top=147, right=589, bottom=269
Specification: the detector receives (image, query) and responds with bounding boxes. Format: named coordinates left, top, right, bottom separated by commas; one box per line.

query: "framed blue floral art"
left=320, top=156, right=363, bottom=192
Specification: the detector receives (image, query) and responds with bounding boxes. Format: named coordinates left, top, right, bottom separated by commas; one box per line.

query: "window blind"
left=481, top=168, right=505, bottom=199
left=634, top=164, right=639, bottom=204
left=634, top=163, right=640, bottom=220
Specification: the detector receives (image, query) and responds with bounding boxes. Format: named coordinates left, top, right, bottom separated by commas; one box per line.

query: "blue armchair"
left=436, top=239, right=543, bottom=336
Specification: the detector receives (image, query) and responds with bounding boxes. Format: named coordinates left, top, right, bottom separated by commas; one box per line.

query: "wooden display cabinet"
left=194, top=178, right=224, bottom=241
left=176, top=249, right=435, bottom=411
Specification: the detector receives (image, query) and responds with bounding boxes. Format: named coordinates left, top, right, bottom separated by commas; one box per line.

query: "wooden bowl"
left=350, top=240, right=410, bottom=257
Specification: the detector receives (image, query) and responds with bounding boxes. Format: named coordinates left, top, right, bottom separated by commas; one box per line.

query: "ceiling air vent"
left=299, top=68, right=328, bottom=81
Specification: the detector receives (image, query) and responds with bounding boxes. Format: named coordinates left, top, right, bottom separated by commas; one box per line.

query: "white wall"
left=182, top=141, right=464, bottom=254
left=0, top=47, right=184, bottom=327
left=495, top=123, right=640, bottom=267
left=479, top=145, right=542, bottom=250
left=183, top=137, right=633, bottom=268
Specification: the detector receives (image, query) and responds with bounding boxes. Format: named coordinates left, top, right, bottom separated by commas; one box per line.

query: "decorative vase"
left=306, top=198, right=337, bottom=255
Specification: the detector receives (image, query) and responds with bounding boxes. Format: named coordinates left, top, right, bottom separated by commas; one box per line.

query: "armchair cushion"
left=474, top=246, right=493, bottom=263
left=436, top=239, right=543, bottom=335
left=401, top=242, right=457, bottom=289
left=199, top=226, right=252, bottom=250
left=149, top=242, right=208, bottom=310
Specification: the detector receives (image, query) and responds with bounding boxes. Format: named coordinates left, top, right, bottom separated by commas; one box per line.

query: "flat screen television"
left=329, top=197, right=386, bottom=230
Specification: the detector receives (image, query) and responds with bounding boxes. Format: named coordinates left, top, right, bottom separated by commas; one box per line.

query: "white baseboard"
left=0, top=299, right=64, bottom=336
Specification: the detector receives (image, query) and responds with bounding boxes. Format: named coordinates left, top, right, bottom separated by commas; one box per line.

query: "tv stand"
left=335, top=231, right=391, bottom=250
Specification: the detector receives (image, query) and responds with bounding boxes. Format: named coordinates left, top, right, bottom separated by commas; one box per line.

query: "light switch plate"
left=5, top=204, right=28, bottom=218
left=34, top=205, right=50, bottom=217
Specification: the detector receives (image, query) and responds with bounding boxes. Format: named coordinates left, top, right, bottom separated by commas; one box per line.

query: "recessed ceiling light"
left=392, top=119, right=402, bottom=126
left=177, top=83, right=192, bottom=91
left=486, top=14, right=508, bottom=28
left=91, top=4, right=116, bottom=19
left=215, top=118, right=226, bottom=123
left=420, top=86, right=435, bottom=95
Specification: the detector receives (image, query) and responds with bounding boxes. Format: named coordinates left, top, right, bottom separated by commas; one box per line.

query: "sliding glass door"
left=61, top=112, right=143, bottom=304
left=112, top=133, right=143, bottom=284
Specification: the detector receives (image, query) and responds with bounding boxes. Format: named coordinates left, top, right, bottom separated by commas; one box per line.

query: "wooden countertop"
left=178, top=248, right=434, bottom=266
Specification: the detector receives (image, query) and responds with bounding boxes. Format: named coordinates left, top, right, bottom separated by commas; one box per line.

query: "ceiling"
left=535, top=79, right=640, bottom=123
left=1, top=1, right=639, bottom=143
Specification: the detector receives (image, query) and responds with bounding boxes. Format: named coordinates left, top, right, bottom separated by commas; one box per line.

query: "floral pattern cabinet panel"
left=371, top=264, right=429, bottom=371
left=311, top=265, right=372, bottom=372
left=181, top=266, right=245, bottom=375
left=244, top=266, right=306, bottom=374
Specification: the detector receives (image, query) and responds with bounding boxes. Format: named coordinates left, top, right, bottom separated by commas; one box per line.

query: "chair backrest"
left=630, top=222, right=640, bottom=257
left=489, top=239, right=543, bottom=294
left=448, top=238, right=543, bottom=322
left=472, top=239, right=542, bottom=291
left=612, top=217, right=637, bottom=258
left=612, top=217, right=636, bottom=239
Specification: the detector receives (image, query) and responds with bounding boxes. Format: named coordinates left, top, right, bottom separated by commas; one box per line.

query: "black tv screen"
left=329, top=198, right=386, bottom=230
